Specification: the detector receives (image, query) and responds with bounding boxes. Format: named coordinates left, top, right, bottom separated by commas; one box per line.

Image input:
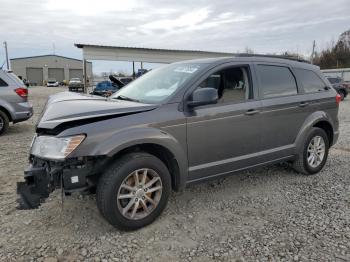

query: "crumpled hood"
left=37, top=91, right=157, bottom=130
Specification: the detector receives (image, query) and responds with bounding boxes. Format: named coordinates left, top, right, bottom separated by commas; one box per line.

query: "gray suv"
left=0, top=70, right=33, bottom=135
left=17, top=56, right=340, bottom=230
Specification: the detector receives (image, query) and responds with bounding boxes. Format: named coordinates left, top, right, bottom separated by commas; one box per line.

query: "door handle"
left=299, top=102, right=309, bottom=107
left=245, top=109, right=260, bottom=115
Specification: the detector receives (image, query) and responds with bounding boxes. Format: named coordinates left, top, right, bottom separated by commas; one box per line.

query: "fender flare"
left=294, top=111, right=336, bottom=153
left=90, top=127, right=188, bottom=190
left=0, top=98, right=15, bottom=121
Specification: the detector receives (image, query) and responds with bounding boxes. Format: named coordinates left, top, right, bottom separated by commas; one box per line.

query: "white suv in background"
left=0, top=70, right=33, bottom=135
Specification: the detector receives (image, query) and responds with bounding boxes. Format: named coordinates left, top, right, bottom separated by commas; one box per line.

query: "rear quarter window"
left=0, top=77, right=8, bottom=87
left=294, top=68, right=327, bottom=93
left=257, top=65, right=298, bottom=98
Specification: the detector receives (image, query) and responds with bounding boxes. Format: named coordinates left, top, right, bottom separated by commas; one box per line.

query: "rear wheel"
left=0, top=110, right=9, bottom=135
left=293, top=127, right=329, bottom=175
left=96, top=152, right=171, bottom=230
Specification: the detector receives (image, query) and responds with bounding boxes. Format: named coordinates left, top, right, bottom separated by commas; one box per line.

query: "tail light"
left=14, top=88, right=28, bottom=98
left=336, top=94, right=342, bottom=105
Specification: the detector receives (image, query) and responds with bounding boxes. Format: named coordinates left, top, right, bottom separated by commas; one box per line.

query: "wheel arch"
left=295, top=111, right=336, bottom=152
left=112, top=143, right=182, bottom=191
left=313, top=120, right=334, bottom=146
left=88, top=127, right=188, bottom=191
left=0, top=105, right=13, bottom=122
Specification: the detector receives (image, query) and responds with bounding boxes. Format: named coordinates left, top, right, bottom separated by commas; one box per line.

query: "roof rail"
left=234, top=53, right=311, bottom=64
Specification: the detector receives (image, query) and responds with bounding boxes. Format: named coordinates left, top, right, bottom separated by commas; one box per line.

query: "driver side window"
left=199, top=66, right=251, bottom=103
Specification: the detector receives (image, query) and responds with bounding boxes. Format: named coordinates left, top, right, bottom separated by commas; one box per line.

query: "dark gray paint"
left=35, top=56, right=339, bottom=190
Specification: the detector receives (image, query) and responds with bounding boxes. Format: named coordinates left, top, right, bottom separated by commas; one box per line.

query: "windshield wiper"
left=114, top=95, right=140, bottom=103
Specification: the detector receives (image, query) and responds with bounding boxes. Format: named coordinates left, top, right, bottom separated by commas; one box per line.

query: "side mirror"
left=187, top=87, right=218, bottom=107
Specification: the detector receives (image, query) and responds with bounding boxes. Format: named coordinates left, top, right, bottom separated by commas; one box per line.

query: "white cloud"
left=45, top=0, right=139, bottom=16
left=142, top=7, right=210, bottom=30
left=0, top=0, right=349, bottom=72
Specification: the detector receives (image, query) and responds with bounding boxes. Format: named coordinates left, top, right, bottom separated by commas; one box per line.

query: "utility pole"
left=311, top=40, right=316, bottom=64
left=3, top=41, right=10, bottom=70
left=53, top=43, right=56, bottom=55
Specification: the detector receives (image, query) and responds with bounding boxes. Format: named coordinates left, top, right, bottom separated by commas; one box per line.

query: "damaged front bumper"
left=17, top=164, right=54, bottom=209
left=17, top=157, right=101, bottom=209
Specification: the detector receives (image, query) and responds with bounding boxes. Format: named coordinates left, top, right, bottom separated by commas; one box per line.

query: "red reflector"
left=336, top=94, right=342, bottom=105
left=14, top=88, right=28, bottom=98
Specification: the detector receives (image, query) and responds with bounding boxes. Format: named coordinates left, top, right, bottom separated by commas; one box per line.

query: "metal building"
left=10, top=55, right=93, bottom=86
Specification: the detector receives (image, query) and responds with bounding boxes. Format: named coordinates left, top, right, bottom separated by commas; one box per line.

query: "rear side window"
left=0, top=77, right=8, bottom=87
left=257, top=65, right=297, bottom=98
left=294, top=68, right=326, bottom=93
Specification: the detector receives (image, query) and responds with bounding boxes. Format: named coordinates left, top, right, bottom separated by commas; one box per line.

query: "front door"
left=186, top=65, right=263, bottom=182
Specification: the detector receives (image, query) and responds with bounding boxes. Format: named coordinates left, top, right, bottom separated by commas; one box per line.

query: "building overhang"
left=74, top=43, right=234, bottom=63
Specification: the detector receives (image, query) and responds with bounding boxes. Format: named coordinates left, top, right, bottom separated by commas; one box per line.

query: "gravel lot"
left=0, top=86, right=349, bottom=262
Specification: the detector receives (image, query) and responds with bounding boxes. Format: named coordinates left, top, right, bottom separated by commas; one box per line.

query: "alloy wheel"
left=307, top=136, right=326, bottom=168
left=117, top=168, right=163, bottom=220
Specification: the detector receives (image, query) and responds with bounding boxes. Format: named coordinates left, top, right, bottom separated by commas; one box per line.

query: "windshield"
left=111, top=63, right=203, bottom=104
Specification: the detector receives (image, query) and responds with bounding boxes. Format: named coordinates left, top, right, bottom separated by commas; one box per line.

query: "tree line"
left=313, top=35, right=350, bottom=69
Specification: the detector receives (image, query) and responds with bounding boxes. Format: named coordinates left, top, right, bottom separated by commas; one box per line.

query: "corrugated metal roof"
left=74, top=43, right=311, bottom=64
left=10, top=54, right=92, bottom=63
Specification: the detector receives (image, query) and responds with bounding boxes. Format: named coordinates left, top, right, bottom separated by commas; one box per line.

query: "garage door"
left=48, top=68, right=64, bottom=82
left=69, top=69, right=83, bottom=80
left=26, top=68, right=43, bottom=86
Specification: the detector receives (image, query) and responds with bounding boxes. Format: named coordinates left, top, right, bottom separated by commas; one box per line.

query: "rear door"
left=256, top=63, right=311, bottom=159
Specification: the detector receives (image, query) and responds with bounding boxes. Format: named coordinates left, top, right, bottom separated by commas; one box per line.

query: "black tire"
left=96, top=152, right=171, bottom=230
left=0, top=110, right=9, bottom=135
left=293, top=127, right=329, bottom=175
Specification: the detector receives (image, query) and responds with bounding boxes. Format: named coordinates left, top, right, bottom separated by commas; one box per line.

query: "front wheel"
left=293, top=127, right=329, bottom=175
left=96, top=152, right=171, bottom=230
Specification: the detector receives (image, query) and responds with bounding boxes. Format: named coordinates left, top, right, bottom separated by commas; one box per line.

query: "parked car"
left=47, top=78, right=59, bottom=87
left=91, top=81, right=119, bottom=97
left=326, top=76, right=348, bottom=100
left=68, top=78, right=84, bottom=92
left=0, top=70, right=33, bottom=135
left=18, top=56, right=340, bottom=230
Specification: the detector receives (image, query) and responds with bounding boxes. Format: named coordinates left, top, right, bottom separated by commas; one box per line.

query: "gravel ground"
left=0, top=86, right=349, bottom=262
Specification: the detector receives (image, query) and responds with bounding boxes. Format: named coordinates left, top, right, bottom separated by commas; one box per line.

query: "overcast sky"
left=0, top=0, right=349, bottom=73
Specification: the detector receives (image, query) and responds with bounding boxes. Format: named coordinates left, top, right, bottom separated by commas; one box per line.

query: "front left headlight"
left=31, top=135, right=85, bottom=160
